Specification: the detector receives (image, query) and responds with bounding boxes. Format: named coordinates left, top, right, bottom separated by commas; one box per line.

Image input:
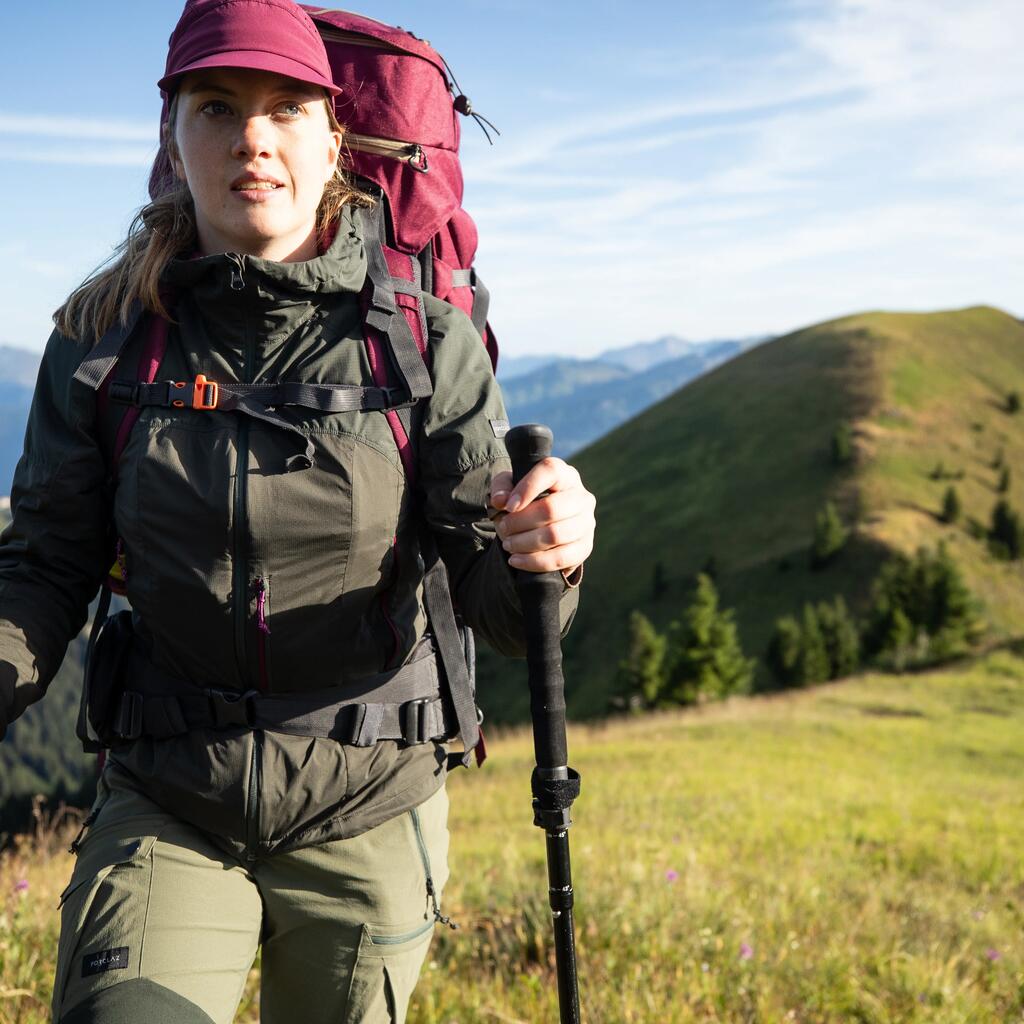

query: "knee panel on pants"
left=58, top=978, right=217, bottom=1023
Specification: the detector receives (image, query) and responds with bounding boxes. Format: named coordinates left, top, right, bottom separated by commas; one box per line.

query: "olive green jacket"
left=0, top=206, right=581, bottom=858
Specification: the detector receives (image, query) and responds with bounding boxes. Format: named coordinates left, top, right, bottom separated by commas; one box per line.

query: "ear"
left=326, top=128, right=343, bottom=181
left=161, top=120, right=187, bottom=182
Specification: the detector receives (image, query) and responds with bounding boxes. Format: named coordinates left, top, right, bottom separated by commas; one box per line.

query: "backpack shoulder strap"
left=359, top=200, right=485, bottom=769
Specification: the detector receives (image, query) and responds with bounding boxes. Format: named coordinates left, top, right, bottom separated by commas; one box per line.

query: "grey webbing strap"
left=449, top=269, right=472, bottom=288
left=358, top=205, right=433, bottom=404
left=72, top=302, right=145, bottom=391
left=391, top=278, right=422, bottom=297
left=469, top=268, right=490, bottom=338
left=76, top=586, right=113, bottom=751
left=418, top=528, right=480, bottom=768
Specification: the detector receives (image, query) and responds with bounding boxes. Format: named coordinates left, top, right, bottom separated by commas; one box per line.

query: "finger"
left=507, top=539, right=592, bottom=574
left=488, top=469, right=514, bottom=509
left=506, top=458, right=582, bottom=513
left=496, top=489, right=594, bottom=539
left=500, top=512, right=594, bottom=557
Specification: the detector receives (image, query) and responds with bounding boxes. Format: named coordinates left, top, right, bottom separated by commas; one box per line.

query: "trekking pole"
left=505, top=423, right=582, bottom=1024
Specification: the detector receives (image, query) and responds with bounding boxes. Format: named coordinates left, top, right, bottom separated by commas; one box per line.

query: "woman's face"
left=170, top=67, right=342, bottom=262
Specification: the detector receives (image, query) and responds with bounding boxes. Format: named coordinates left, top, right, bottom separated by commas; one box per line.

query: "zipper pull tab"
left=229, top=255, right=245, bottom=291
left=256, top=578, right=271, bottom=636
left=426, top=877, right=458, bottom=930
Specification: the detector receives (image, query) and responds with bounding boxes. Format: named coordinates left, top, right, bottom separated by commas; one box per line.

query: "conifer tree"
left=817, top=596, right=861, bottom=678
left=811, top=500, right=848, bottom=569
left=998, top=466, right=1011, bottom=494
left=766, top=615, right=803, bottom=688
left=989, top=499, right=1023, bottom=560
left=663, top=574, right=754, bottom=705
left=831, top=421, right=853, bottom=466
left=882, top=606, right=915, bottom=671
left=941, top=485, right=961, bottom=524
left=1007, top=391, right=1021, bottom=414
left=616, top=610, right=667, bottom=709
left=798, top=603, right=831, bottom=683
left=926, top=542, right=984, bottom=657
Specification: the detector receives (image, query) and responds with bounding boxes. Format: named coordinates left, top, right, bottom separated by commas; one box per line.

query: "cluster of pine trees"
left=766, top=542, right=982, bottom=685
left=614, top=573, right=754, bottom=711
left=616, top=541, right=983, bottom=713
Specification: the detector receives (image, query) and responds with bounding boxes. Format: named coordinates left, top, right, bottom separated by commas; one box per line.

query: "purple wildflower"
left=739, top=943, right=754, bottom=960
left=14, top=879, right=29, bottom=893
left=665, top=869, right=679, bottom=883
left=986, top=949, right=1001, bottom=962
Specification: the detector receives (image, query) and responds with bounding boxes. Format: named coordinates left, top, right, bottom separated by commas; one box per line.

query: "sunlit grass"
left=2, top=651, right=1022, bottom=1023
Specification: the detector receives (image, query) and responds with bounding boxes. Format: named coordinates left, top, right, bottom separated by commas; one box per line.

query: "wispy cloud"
left=469, top=0, right=1024, bottom=352
left=0, top=113, right=154, bottom=142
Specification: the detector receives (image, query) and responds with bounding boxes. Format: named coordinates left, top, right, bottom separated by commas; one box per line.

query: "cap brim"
left=159, top=51, right=341, bottom=96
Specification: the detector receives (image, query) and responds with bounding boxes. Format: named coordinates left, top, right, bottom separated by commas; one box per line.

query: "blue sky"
left=2, top=0, right=1021, bottom=358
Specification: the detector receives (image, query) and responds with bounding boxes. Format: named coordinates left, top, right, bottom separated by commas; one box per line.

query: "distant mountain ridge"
left=499, top=335, right=768, bottom=456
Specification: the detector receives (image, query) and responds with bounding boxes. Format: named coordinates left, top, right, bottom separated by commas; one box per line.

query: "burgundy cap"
left=158, top=0, right=341, bottom=97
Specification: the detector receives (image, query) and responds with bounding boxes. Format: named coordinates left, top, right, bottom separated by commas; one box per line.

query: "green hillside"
left=481, top=304, right=1024, bottom=721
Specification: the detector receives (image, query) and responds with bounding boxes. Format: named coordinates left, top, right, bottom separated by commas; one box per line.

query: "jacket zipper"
left=410, top=806, right=457, bottom=930
left=229, top=252, right=263, bottom=867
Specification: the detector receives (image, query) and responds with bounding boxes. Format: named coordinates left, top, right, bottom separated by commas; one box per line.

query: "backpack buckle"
left=400, top=697, right=433, bottom=744
left=193, top=374, right=219, bottom=410
left=204, top=688, right=259, bottom=729
left=383, top=387, right=418, bottom=411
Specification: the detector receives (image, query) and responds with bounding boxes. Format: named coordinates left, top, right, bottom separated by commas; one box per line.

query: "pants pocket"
left=343, top=921, right=435, bottom=1024
left=52, top=826, right=162, bottom=1020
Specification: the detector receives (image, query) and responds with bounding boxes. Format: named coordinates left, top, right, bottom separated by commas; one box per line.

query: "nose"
left=231, top=115, right=274, bottom=161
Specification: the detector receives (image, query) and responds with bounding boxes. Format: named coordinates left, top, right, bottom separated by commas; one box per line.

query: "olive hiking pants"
left=51, top=766, right=450, bottom=1023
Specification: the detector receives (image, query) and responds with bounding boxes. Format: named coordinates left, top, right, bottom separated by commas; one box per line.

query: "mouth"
left=230, top=174, right=286, bottom=193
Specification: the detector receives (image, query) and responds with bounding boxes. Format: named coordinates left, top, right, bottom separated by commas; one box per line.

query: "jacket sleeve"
left=416, top=300, right=581, bottom=658
left=0, top=329, right=112, bottom=740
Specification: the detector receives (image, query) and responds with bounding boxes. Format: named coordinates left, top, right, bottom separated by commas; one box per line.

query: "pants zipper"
left=410, top=806, right=457, bottom=930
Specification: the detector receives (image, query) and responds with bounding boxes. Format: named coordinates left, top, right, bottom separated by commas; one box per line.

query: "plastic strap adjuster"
left=192, top=374, right=219, bottom=410
left=400, top=698, right=432, bottom=744
left=204, top=688, right=259, bottom=728
left=109, top=381, right=140, bottom=407
left=113, top=691, right=144, bottom=741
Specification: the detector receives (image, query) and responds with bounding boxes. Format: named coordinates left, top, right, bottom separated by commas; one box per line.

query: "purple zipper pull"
left=256, top=578, right=271, bottom=635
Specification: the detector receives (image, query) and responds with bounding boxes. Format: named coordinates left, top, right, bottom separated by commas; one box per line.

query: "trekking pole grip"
left=505, top=424, right=569, bottom=771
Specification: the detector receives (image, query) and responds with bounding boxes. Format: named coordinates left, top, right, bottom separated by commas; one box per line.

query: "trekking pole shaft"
left=506, top=423, right=582, bottom=1024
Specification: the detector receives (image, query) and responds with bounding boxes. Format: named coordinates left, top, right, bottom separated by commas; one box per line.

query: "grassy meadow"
left=2, top=649, right=1022, bottom=1023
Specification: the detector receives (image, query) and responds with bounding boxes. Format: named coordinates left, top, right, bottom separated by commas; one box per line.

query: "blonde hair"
left=55, top=93, right=372, bottom=344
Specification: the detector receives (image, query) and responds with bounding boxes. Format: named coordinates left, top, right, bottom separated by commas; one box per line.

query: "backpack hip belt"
left=107, top=634, right=472, bottom=748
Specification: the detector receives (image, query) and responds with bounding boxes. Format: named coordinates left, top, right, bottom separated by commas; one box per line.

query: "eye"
left=279, top=101, right=304, bottom=118
left=198, top=99, right=232, bottom=116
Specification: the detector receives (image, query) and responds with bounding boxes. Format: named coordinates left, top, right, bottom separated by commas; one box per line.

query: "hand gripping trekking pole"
left=505, top=424, right=582, bottom=1024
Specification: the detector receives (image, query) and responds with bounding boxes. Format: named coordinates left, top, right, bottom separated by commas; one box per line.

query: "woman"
left=0, top=1, right=596, bottom=1021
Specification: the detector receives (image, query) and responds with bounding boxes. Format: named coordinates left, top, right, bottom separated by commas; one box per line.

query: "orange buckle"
left=192, top=374, right=219, bottom=410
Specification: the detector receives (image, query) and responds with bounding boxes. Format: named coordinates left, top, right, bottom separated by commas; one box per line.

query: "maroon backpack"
left=74, top=8, right=498, bottom=768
